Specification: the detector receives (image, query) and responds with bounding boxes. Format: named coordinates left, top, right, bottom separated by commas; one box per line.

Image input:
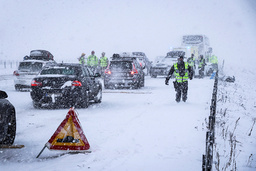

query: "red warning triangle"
left=45, top=108, right=90, bottom=151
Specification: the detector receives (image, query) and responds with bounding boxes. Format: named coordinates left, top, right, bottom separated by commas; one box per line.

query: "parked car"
left=0, top=90, right=16, bottom=145
left=13, top=50, right=56, bottom=91
left=150, top=51, right=185, bottom=78
left=132, top=52, right=152, bottom=75
left=30, top=63, right=102, bottom=108
left=104, top=53, right=145, bottom=89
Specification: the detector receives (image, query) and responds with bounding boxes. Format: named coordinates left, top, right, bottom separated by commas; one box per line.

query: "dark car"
left=30, top=63, right=102, bottom=108
left=104, top=54, right=145, bottom=89
left=0, top=90, right=16, bottom=145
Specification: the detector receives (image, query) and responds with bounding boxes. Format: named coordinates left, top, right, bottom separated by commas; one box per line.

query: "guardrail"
left=202, top=71, right=218, bottom=171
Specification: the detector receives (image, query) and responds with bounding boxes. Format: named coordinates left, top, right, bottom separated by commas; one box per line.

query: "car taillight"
left=105, top=69, right=111, bottom=75
left=131, top=69, right=138, bottom=75
left=31, top=80, right=42, bottom=86
left=13, top=70, right=19, bottom=76
left=72, top=80, right=82, bottom=86
left=131, top=64, right=138, bottom=75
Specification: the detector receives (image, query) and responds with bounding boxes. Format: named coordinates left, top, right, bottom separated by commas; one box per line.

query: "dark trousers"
left=174, top=81, right=188, bottom=102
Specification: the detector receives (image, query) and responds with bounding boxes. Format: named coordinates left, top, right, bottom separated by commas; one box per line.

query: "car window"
left=110, top=61, right=132, bottom=70
left=18, top=62, right=43, bottom=72
left=40, top=66, right=78, bottom=75
left=82, top=66, right=90, bottom=77
left=85, top=67, right=94, bottom=76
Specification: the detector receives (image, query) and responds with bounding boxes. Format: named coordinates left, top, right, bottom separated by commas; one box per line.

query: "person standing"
left=78, top=53, right=86, bottom=65
left=187, top=53, right=196, bottom=77
left=198, top=55, right=206, bottom=78
left=99, top=52, right=109, bottom=75
left=87, top=51, right=98, bottom=73
left=165, top=55, right=193, bottom=102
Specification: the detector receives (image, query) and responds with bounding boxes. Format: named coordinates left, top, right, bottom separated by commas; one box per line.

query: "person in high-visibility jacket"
left=198, top=55, right=206, bottom=78
left=78, top=53, right=86, bottom=65
left=165, top=55, right=193, bottom=102
left=187, top=53, right=196, bottom=77
left=99, top=52, right=109, bottom=75
left=209, top=55, right=218, bottom=70
left=87, top=51, right=98, bottom=73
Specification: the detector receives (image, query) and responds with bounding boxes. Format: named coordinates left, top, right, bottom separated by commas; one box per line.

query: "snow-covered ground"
left=1, top=0, right=256, bottom=170
left=0, top=66, right=255, bottom=171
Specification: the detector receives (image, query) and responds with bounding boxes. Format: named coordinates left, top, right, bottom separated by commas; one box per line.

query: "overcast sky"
left=0, top=0, right=255, bottom=69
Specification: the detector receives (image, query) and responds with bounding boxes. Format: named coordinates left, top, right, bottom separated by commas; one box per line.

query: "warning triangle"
left=46, top=108, right=90, bottom=151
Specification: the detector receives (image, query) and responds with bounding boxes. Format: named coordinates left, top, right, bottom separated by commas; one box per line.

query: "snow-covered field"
left=0, top=66, right=255, bottom=171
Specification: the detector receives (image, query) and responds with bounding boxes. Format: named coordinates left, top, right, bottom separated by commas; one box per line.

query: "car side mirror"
left=0, top=90, right=8, bottom=99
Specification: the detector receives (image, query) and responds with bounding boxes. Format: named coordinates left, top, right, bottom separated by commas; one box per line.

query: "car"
left=13, top=50, right=56, bottom=91
left=131, top=52, right=152, bottom=75
left=30, top=63, right=102, bottom=108
left=104, top=53, right=145, bottom=89
left=150, top=51, right=185, bottom=78
left=0, top=90, right=16, bottom=145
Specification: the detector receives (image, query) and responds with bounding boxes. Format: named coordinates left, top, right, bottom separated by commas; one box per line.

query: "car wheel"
left=140, top=77, right=145, bottom=87
left=0, top=108, right=16, bottom=145
left=94, top=88, right=102, bottom=103
left=33, top=101, right=42, bottom=109
left=151, top=74, right=157, bottom=78
left=15, top=84, right=20, bottom=91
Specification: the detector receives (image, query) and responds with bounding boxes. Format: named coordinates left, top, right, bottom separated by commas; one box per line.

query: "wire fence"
left=0, top=60, right=19, bottom=69
left=202, top=71, right=218, bottom=171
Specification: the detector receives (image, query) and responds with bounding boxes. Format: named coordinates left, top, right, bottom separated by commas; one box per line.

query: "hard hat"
left=81, top=53, right=85, bottom=56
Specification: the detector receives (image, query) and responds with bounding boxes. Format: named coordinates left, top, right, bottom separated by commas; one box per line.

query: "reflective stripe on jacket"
left=174, top=62, right=189, bottom=83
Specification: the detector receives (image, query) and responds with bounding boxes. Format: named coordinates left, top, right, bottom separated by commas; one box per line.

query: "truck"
left=181, top=35, right=215, bottom=77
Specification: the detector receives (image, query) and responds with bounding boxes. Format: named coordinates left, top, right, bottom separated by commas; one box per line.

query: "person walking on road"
left=165, top=55, right=193, bottom=102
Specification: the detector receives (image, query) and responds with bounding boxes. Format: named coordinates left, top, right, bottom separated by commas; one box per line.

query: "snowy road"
left=0, top=74, right=214, bottom=171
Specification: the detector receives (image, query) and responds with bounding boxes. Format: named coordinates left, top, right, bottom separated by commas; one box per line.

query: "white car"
left=13, top=59, right=56, bottom=91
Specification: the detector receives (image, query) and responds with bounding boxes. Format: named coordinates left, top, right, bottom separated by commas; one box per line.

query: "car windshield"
left=18, top=62, right=43, bottom=72
left=161, top=57, right=178, bottom=64
left=40, top=66, right=78, bottom=75
left=110, top=61, right=132, bottom=70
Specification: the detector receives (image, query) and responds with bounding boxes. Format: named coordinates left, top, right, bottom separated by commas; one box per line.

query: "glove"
left=165, top=78, right=169, bottom=85
left=189, top=77, right=193, bottom=80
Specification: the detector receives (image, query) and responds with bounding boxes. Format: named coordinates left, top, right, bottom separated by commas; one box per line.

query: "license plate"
left=45, top=93, right=62, bottom=97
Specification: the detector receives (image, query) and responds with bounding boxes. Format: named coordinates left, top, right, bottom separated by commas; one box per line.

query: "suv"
left=150, top=51, right=185, bottom=78
left=104, top=54, right=145, bottom=89
left=13, top=50, right=56, bottom=91
left=131, top=52, right=152, bottom=75
left=0, top=90, right=16, bottom=145
left=30, top=63, right=102, bottom=108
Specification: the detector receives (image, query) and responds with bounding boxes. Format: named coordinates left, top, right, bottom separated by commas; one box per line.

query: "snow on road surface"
left=0, top=71, right=214, bottom=171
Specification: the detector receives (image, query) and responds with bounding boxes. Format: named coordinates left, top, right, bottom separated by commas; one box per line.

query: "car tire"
left=151, top=74, right=157, bottom=78
left=33, top=101, right=42, bottom=109
left=0, top=108, right=16, bottom=145
left=15, top=84, right=21, bottom=91
left=94, top=88, right=102, bottom=103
